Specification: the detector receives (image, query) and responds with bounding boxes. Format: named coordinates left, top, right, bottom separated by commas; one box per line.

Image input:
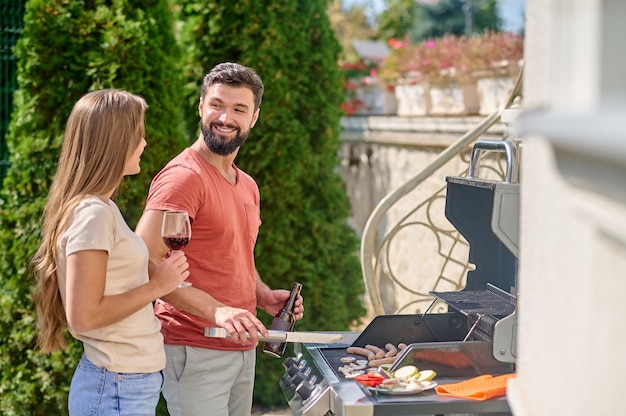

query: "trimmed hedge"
left=0, top=1, right=188, bottom=413
left=178, top=0, right=367, bottom=406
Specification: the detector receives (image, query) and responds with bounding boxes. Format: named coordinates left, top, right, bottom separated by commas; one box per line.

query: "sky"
left=343, top=0, right=525, bottom=34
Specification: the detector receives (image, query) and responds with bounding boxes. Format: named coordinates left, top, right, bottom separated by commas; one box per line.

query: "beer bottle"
left=262, top=282, right=303, bottom=358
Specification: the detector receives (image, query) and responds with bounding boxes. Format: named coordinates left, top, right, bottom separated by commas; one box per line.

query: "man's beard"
left=201, top=121, right=249, bottom=156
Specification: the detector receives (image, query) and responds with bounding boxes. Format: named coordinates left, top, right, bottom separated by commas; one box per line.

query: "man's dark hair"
left=201, top=62, right=264, bottom=110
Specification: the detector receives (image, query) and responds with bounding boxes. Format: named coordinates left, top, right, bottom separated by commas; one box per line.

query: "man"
left=136, top=62, right=304, bottom=416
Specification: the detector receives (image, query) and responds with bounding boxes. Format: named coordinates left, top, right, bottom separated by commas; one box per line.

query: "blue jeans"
left=69, top=354, right=163, bottom=416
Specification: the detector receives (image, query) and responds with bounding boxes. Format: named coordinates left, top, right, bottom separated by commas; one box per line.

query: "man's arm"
left=136, top=209, right=268, bottom=344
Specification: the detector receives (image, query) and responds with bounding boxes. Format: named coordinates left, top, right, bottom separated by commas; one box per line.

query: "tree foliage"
left=378, top=0, right=502, bottom=42
left=329, top=0, right=377, bottom=63
left=0, top=0, right=187, bottom=413
left=178, top=0, right=366, bottom=406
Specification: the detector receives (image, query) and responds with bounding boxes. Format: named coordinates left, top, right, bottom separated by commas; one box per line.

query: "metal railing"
left=360, top=66, right=524, bottom=316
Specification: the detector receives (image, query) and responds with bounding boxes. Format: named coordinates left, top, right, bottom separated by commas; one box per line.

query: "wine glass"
left=161, top=210, right=192, bottom=288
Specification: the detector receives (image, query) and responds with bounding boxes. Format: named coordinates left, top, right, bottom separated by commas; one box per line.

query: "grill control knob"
left=282, top=356, right=299, bottom=370
left=286, top=364, right=300, bottom=377
left=280, top=364, right=300, bottom=386
left=296, top=379, right=317, bottom=401
left=288, top=372, right=306, bottom=389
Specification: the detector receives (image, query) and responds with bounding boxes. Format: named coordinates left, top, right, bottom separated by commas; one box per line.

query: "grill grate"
left=430, top=283, right=516, bottom=318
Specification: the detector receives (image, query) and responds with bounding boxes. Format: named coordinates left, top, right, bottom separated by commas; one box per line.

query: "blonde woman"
left=32, top=89, right=189, bottom=415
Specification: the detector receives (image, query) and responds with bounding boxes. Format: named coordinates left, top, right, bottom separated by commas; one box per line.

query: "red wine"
left=163, top=236, right=189, bottom=250
left=262, top=282, right=303, bottom=358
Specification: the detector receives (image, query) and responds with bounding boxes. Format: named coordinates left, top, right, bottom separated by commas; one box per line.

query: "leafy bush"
left=381, top=30, right=524, bottom=84
left=178, top=0, right=366, bottom=407
left=0, top=0, right=187, bottom=413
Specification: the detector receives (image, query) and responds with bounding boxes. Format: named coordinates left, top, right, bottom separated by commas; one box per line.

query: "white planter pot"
left=476, top=75, right=516, bottom=115
left=394, top=83, right=430, bottom=116
left=428, top=78, right=479, bottom=116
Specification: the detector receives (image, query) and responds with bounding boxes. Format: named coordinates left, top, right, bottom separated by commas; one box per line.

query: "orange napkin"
left=435, top=373, right=515, bottom=401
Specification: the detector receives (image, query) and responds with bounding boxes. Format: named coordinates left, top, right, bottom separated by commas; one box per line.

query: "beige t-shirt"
left=56, top=196, right=164, bottom=373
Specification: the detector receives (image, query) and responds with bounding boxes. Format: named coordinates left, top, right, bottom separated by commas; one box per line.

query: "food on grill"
left=346, top=342, right=409, bottom=368
left=339, top=356, right=356, bottom=363
left=368, top=357, right=397, bottom=367
left=338, top=360, right=368, bottom=377
left=365, top=344, right=386, bottom=359
left=384, top=343, right=397, bottom=358
left=343, top=370, right=365, bottom=379
left=346, top=346, right=375, bottom=360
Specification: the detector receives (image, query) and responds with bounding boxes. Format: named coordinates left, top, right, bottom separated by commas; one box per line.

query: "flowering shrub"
left=340, top=60, right=396, bottom=115
left=380, top=30, right=524, bottom=85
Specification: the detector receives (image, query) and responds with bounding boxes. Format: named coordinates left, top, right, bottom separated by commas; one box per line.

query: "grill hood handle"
left=468, top=140, right=519, bottom=183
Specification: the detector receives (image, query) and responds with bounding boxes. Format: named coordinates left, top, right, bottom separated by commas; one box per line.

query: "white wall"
left=507, top=0, right=626, bottom=414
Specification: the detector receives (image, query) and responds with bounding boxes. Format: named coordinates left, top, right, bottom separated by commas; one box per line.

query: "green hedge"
left=0, top=1, right=188, bottom=413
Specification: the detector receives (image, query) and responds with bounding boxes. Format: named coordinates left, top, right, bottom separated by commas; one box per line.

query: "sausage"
left=368, top=356, right=397, bottom=367
left=398, top=342, right=408, bottom=351
left=346, top=346, right=375, bottom=360
left=384, top=343, right=398, bottom=358
left=365, top=344, right=386, bottom=359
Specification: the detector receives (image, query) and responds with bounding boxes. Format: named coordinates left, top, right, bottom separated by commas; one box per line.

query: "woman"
left=32, top=89, right=189, bottom=415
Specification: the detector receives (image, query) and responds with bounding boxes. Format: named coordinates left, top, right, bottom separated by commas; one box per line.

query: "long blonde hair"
left=32, top=89, right=147, bottom=353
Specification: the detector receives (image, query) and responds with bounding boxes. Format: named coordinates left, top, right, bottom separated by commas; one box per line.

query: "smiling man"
left=135, top=62, right=304, bottom=416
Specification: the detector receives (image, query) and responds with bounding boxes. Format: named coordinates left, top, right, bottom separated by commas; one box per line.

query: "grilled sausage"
left=384, top=343, right=398, bottom=358
left=346, top=346, right=375, bottom=360
left=368, top=356, right=397, bottom=367
left=365, top=344, right=386, bottom=359
left=398, top=342, right=408, bottom=351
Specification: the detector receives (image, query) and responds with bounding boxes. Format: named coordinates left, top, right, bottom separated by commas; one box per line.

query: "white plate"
left=366, top=381, right=437, bottom=395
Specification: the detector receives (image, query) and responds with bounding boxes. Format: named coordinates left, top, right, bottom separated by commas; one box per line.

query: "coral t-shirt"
left=145, top=148, right=261, bottom=350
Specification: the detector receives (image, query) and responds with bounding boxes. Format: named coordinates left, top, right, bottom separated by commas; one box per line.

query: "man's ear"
left=250, top=108, right=260, bottom=128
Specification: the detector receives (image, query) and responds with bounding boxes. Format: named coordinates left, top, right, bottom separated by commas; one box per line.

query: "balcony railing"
left=359, top=67, right=524, bottom=316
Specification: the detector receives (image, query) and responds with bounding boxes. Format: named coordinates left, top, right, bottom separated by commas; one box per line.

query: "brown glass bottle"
left=262, top=282, right=303, bottom=358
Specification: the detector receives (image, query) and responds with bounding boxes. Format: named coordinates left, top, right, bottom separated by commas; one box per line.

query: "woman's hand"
left=151, top=250, right=189, bottom=295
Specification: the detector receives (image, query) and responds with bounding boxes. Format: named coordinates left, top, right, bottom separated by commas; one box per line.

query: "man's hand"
left=214, top=306, right=268, bottom=346
left=258, top=289, right=304, bottom=321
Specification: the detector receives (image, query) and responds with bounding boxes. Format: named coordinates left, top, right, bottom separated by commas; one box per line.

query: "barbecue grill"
left=280, top=140, right=520, bottom=416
